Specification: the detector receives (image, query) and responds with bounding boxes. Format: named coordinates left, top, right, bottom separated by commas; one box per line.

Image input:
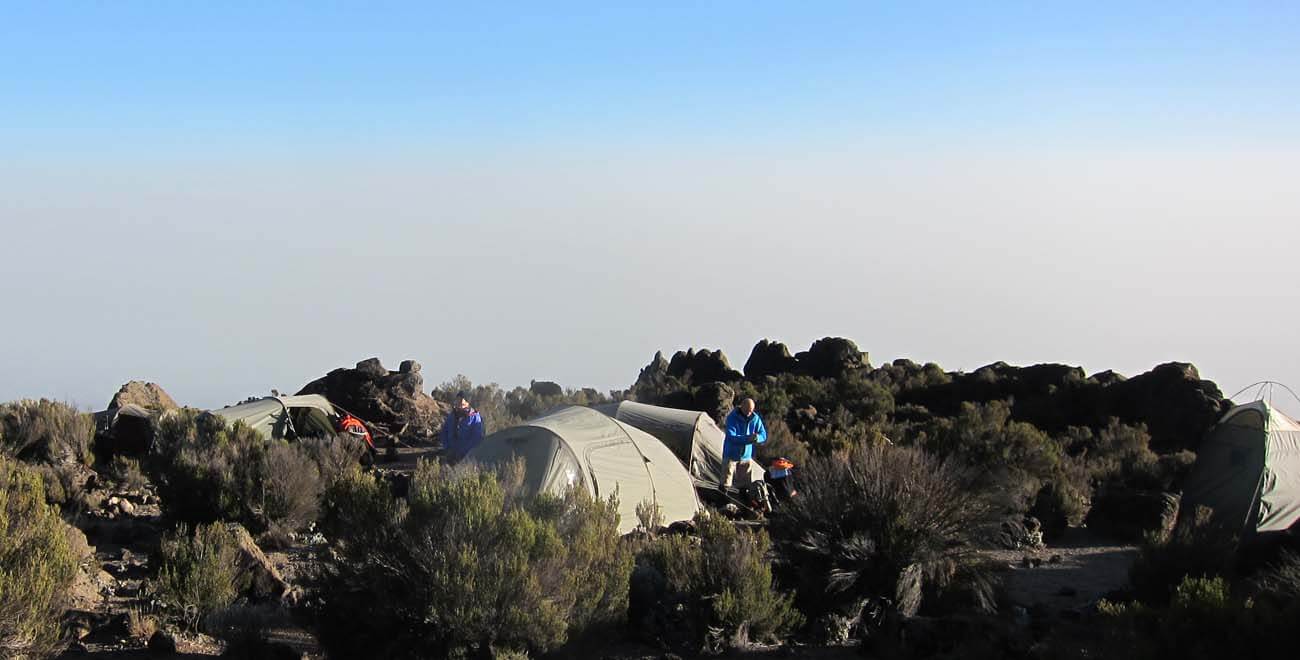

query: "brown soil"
left=985, top=526, right=1137, bottom=612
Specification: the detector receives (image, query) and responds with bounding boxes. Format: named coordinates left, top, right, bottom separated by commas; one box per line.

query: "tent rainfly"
left=1180, top=400, right=1300, bottom=537
left=465, top=406, right=701, bottom=534
left=592, top=400, right=727, bottom=487
left=209, top=395, right=339, bottom=441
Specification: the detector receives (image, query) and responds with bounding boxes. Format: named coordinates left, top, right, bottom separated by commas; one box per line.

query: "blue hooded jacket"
left=723, top=409, right=767, bottom=461
left=441, top=409, right=483, bottom=461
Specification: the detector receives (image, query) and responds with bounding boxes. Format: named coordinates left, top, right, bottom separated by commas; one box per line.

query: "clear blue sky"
left=2, top=2, right=1298, bottom=414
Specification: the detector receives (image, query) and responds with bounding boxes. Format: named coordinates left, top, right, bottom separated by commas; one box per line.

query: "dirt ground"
left=985, top=526, right=1138, bottom=613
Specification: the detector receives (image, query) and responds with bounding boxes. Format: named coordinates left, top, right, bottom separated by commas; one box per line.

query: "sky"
left=1, top=2, right=1298, bottom=415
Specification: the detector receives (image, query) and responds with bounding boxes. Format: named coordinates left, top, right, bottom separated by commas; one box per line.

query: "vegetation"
left=317, top=459, right=633, bottom=659
left=148, top=409, right=328, bottom=535
left=1129, top=506, right=1237, bottom=605
left=770, top=444, right=997, bottom=623
left=0, top=398, right=94, bottom=466
left=154, top=522, right=244, bottom=630
left=632, top=513, right=802, bottom=651
left=0, top=455, right=79, bottom=659
left=432, top=375, right=615, bottom=434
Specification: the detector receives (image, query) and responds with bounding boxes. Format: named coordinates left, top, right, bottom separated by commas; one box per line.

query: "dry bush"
left=107, top=456, right=147, bottom=492
left=1129, top=506, right=1236, bottom=605
left=632, top=513, right=802, bottom=651
left=770, top=444, right=998, bottom=624
left=154, top=522, right=244, bottom=630
left=149, top=410, right=322, bottom=534
left=0, top=455, right=79, bottom=658
left=297, top=434, right=367, bottom=488
left=317, top=459, right=633, bottom=658
left=0, top=399, right=94, bottom=466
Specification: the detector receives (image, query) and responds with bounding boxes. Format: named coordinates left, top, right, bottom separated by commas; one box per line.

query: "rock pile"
left=297, top=358, right=446, bottom=439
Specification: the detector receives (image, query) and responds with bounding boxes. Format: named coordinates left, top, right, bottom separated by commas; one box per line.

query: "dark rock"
left=1103, top=362, right=1228, bottom=452
left=529, top=380, right=563, bottom=397
left=1057, top=586, right=1078, bottom=597
left=666, top=348, right=742, bottom=385
left=147, top=630, right=177, bottom=654
left=744, top=339, right=799, bottom=379
left=1086, top=489, right=1180, bottom=542
left=227, top=524, right=292, bottom=601
left=795, top=337, right=869, bottom=379
left=107, top=381, right=178, bottom=412
left=298, top=358, right=446, bottom=439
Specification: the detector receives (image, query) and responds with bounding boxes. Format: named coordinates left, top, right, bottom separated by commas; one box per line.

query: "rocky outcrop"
left=107, top=381, right=178, bottom=412
left=667, top=349, right=742, bottom=384
left=744, top=340, right=799, bottom=379
left=1102, top=363, right=1228, bottom=452
left=529, top=380, right=563, bottom=397
left=796, top=337, right=870, bottom=380
left=298, top=358, right=445, bottom=439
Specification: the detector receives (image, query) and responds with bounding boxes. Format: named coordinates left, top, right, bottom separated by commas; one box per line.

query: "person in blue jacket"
left=723, top=398, right=767, bottom=489
left=440, top=392, right=484, bottom=462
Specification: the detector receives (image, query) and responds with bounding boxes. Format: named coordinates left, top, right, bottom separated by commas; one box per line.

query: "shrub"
left=633, top=514, right=802, bottom=651
left=1129, top=505, right=1236, bottom=605
left=149, top=410, right=322, bottom=533
left=770, top=444, right=997, bottom=623
left=107, top=456, right=147, bottom=492
left=317, top=459, right=633, bottom=658
left=0, top=455, right=79, bottom=658
left=298, top=434, right=367, bottom=489
left=154, top=522, right=244, bottom=630
left=0, top=399, right=94, bottom=466
left=754, top=417, right=810, bottom=468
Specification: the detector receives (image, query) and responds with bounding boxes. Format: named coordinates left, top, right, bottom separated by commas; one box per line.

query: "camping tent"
left=592, top=400, right=726, bottom=487
left=1180, top=400, right=1300, bottom=537
left=465, top=406, right=701, bottom=534
left=210, top=395, right=339, bottom=441
left=93, top=404, right=156, bottom=456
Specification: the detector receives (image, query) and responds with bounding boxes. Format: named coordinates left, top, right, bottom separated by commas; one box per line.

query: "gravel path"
left=986, top=526, right=1137, bottom=612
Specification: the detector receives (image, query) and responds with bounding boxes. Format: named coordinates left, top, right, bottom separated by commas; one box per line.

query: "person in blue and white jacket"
left=440, top=392, right=484, bottom=463
left=722, top=398, right=767, bottom=489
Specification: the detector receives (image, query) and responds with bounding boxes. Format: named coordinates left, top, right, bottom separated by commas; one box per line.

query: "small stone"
left=1048, top=554, right=1064, bottom=564
left=117, top=499, right=135, bottom=516
left=107, top=496, right=121, bottom=508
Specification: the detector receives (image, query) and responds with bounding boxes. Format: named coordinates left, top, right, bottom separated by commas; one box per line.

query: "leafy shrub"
left=318, top=459, right=633, bottom=658
left=754, top=417, right=810, bottom=467
left=149, top=410, right=322, bottom=533
left=107, top=455, right=147, bottom=492
left=1129, top=506, right=1236, bottom=605
left=0, top=455, right=79, bottom=658
left=0, top=399, right=94, bottom=466
left=155, top=522, right=244, bottom=630
left=633, top=514, right=802, bottom=651
left=770, top=444, right=997, bottom=623
left=298, top=434, right=367, bottom=489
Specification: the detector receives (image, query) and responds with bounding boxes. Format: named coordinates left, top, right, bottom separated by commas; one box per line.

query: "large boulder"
left=744, top=340, right=799, bottom=379
left=1101, top=363, right=1228, bottom=453
left=796, top=337, right=870, bottom=380
left=298, top=358, right=446, bottom=439
left=227, top=524, right=293, bottom=602
left=529, top=380, right=563, bottom=397
left=107, top=382, right=178, bottom=412
left=666, top=349, right=742, bottom=385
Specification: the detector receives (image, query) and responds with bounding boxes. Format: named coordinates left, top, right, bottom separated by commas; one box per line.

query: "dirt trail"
left=986, top=526, right=1137, bottom=612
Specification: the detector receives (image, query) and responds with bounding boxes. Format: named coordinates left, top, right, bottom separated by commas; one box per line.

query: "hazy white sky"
left=2, top=4, right=1298, bottom=414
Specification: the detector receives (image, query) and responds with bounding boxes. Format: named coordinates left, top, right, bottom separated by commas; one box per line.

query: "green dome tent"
left=465, top=406, right=701, bottom=534
left=1180, top=400, right=1300, bottom=538
left=210, top=394, right=339, bottom=441
left=592, top=400, right=726, bottom=487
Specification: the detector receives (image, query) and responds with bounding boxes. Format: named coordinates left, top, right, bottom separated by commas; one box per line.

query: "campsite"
left=3, top=340, right=1298, bottom=659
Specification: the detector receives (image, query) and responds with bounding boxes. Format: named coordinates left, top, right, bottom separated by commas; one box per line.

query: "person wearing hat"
left=440, top=392, right=484, bottom=463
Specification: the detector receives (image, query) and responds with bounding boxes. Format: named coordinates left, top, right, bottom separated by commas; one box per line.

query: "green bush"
left=107, top=455, right=147, bottom=492
left=1129, top=506, right=1236, bottom=605
left=149, top=410, right=322, bottom=533
left=155, top=522, right=244, bottom=630
left=770, top=444, right=997, bottom=623
left=0, top=455, right=79, bottom=658
left=633, top=514, right=802, bottom=651
left=0, top=399, right=94, bottom=466
left=318, top=459, right=633, bottom=658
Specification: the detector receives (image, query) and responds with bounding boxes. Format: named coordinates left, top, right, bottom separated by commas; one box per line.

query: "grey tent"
left=465, top=406, right=701, bottom=534
left=210, top=395, right=339, bottom=441
left=1180, top=400, right=1300, bottom=537
left=593, top=400, right=727, bottom=487
left=93, top=404, right=157, bottom=455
